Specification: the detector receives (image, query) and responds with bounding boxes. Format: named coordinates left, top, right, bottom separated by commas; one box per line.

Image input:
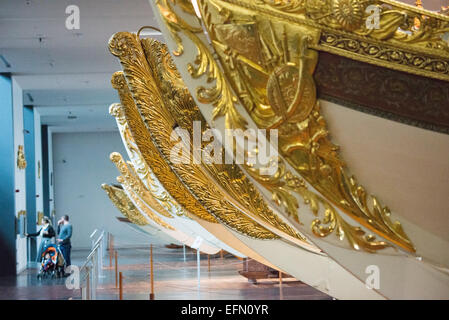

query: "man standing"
left=57, top=215, right=73, bottom=271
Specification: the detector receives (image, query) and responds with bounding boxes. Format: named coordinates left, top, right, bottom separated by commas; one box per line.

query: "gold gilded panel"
left=212, top=0, right=449, bottom=81
left=140, top=37, right=306, bottom=242
left=116, top=176, right=176, bottom=231
left=154, top=0, right=415, bottom=253
left=109, top=151, right=173, bottom=219
left=109, top=32, right=279, bottom=240
left=109, top=71, right=215, bottom=224
left=197, top=0, right=415, bottom=252
left=109, top=102, right=185, bottom=218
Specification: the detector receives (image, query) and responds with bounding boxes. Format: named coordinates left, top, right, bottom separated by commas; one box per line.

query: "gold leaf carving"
left=109, top=101, right=183, bottom=218
left=155, top=0, right=416, bottom=252
left=101, top=183, right=150, bottom=226
left=140, top=37, right=305, bottom=242
left=109, top=32, right=280, bottom=239
left=157, top=0, right=248, bottom=129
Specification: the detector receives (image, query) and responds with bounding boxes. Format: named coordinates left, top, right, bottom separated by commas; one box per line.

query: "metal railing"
left=79, top=229, right=105, bottom=300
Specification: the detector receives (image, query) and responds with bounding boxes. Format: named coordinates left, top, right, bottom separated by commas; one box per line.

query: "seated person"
left=42, top=252, right=54, bottom=271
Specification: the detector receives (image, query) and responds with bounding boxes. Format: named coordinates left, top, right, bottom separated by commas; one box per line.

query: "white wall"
left=12, top=77, right=27, bottom=273
left=52, top=131, right=151, bottom=249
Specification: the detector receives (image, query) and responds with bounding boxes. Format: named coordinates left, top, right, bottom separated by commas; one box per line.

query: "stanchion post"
left=183, top=244, right=186, bottom=262
left=86, top=271, right=90, bottom=300
left=279, top=271, right=283, bottom=300
left=91, top=253, right=97, bottom=300
left=197, top=249, right=200, bottom=289
left=208, top=254, right=210, bottom=273
left=98, top=232, right=104, bottom=278
left=150, top=244, right=155, bottom=300
left=109, top=234, right=113, bottom=267
left=115, top=250, right=118, bottom=288
left=81, top=285, right=86, bottom=300
left=119, top=272, right=123, bottom=300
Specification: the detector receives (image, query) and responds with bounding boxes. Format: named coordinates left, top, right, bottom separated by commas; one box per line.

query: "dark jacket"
left=28, top=225, right=55, bottom=239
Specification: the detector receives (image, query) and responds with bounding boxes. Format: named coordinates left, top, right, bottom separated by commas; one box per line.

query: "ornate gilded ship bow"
left=106, top=30, right=389, bottom=298
left=150, top=0, right=449, bottom=299
left=101, top=183, right=200, bottom=248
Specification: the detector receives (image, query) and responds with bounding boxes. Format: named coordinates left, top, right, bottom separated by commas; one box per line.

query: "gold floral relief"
left=140, top=37, right=306, bottom=242
left=109, top=32, right=284, bottom=240
left=157, top=0, right=248, bottom=129
left=196, top=0, right=415, bottom=252
left=101, top=183, right=149, bottom=226
left=229, top=0, right=449, bottom=80
left=107, top=153, right=176, bottom=231
left=108, top=65, right=215, bottom=223
left=154, top=0, right=415, bottom=253
left=17, top=145, right=27, bottom=170
left=109, top=102, right=179, bottom=218
left=116, top=176, right=176, bottom=231
left=109, top=152, right=173, bottom=219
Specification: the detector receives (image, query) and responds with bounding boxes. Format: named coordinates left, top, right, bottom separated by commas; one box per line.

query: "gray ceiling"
left=0, top=0, right=163, bottom=131
left=0, top=0, right=447, bottom=131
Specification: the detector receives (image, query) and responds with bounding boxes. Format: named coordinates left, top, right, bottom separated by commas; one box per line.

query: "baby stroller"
left=37, top=244, right=65, bottom=279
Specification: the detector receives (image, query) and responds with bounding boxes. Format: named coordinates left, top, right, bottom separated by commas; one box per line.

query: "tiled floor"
left=0, top=246, right=332, bottom=300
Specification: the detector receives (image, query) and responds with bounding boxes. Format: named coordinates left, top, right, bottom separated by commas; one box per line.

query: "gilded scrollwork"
left=109, top=31, right=284, bottom=240
left=246, top=160, right=391, bottom=252
left=154, top=0, right=416, bottom=252
left=107, top=63, right=215, bottom=223
left=318, top=30, right=449, bottom=80
left=262, top=0, right=449, bottom=52
left=109, top=101, right=184, bottom=218
left=116, top=175, right=176, bottom=231
left=140, top=37, right=306, bottom=242
left=207, top=0, right=415, bottom=252
left=108, top=153, right=176, bottom=230
left=157, top=0, right=248, bottom=129
left=209, top=0, right=449, bottom=81
left=109, top=152, right=173, bottom=219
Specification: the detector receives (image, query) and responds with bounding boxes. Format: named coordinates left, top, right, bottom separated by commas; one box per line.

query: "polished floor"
left=0, top=246, right=332, bottom=300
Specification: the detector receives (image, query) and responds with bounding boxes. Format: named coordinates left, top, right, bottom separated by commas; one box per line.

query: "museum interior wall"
left=52, top=131, right=151, bottom=249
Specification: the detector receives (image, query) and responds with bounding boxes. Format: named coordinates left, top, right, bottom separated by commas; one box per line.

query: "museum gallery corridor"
left=0, top=246, right=331, bottom=300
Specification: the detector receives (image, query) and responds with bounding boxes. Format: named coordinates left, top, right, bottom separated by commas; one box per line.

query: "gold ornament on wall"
left=17, top=210, right=27, bottom=218
left=17, top=145, right=27, bottom=170
left=37, top=211, right=44, bottom=225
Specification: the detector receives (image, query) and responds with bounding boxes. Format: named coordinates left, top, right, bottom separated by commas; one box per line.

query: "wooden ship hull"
left=101, top=29, right=400, bottom=299
left=142, top=0, right=449, bottom=299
